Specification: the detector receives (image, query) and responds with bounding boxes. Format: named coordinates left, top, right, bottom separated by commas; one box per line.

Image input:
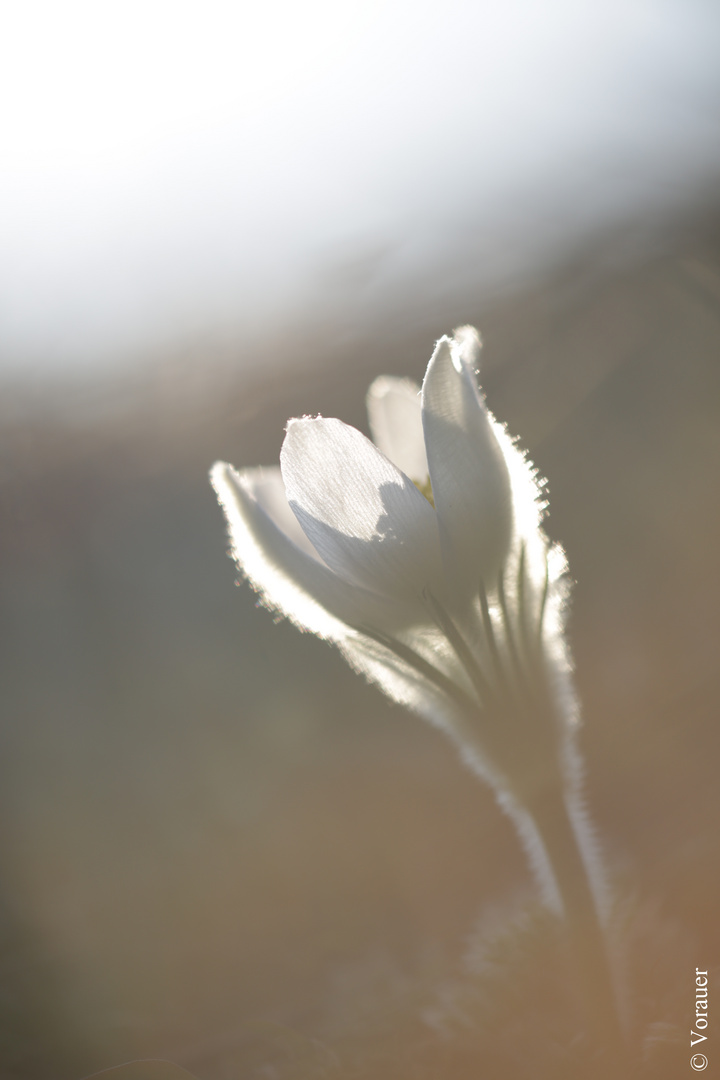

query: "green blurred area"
left=1, top=218, right=720, bottom=1077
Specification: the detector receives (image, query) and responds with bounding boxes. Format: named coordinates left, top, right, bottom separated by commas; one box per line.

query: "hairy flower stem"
left=421, top=587, right=623, bottom=1055
left=524, top=784, right=625, bottom=1061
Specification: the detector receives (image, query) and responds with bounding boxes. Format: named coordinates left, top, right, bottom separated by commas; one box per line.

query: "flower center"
left=413, top=475, right=435, bottom=507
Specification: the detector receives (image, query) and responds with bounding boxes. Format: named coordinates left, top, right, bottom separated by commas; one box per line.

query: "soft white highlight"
left=422, top=331, right=514, bottom=601
left=281, top=416, right=443, bottom=602
left=366, top=376, right=428, bottom=484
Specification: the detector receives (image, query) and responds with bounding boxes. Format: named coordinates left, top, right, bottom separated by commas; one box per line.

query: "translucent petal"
left=339, top=632, right=470, bottom=736
left=211, top=461, right=406, bottom=638
left=490, top=422, right=561, bottom=651
left=281, top=417, right=443, bottom=601
left=241, top=465, right=322, bottom=561
left=421, top=331, right=513, bottom=597
left=366, top=376, right=428, bottom=483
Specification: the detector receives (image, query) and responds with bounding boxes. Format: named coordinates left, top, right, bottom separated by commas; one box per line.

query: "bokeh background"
left=2, top=2, right=720, bottom=1076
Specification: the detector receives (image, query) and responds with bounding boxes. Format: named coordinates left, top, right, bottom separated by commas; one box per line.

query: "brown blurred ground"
left=1, top=214, right=720, bottom=1077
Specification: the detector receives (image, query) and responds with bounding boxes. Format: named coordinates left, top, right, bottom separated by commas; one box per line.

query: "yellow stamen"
left=413, top=475, right=435, bottom=506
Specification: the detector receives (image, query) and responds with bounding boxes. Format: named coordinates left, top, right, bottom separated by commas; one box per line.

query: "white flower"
left=210, top=327, right=620, bottom=1041
left=212, top=327, right=579, bottom=843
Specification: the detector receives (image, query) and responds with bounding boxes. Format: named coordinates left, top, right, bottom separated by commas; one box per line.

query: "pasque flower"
left=211, top=326, right=623, bottom=1050
left=212, top=329, right=575, bottom=856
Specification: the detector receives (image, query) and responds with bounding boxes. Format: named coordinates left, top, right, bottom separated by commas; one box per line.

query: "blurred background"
left=1, top=1, right=720, bottom=1076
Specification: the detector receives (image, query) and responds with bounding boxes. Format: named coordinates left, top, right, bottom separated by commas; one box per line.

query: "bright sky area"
left=1, top=0, right=720, bottom=375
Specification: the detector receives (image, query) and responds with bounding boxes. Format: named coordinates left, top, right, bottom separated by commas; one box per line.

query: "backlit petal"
left=366, top=376, right=428, bottom=483
left=422, top=330, right=513, bottom=597
left=281, top=417, right=443, bottom=601
left=211, top=461, right=406, bottom=638
left=241, top=465, right=321, bottom=561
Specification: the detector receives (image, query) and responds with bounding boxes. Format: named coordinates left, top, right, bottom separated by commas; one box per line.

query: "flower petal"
left=366, top=376, right=428, bottom=483
left=280, top=417, right=443, bottom=601
left=214, top=461, right=478, bottom=730
left=211, top=461, right=405, bottom=638
left=338, top=632, right=473, bottom=738
left=421, top=329, right=513, bottom=597
left=240, top=465, right=322, bottom=561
